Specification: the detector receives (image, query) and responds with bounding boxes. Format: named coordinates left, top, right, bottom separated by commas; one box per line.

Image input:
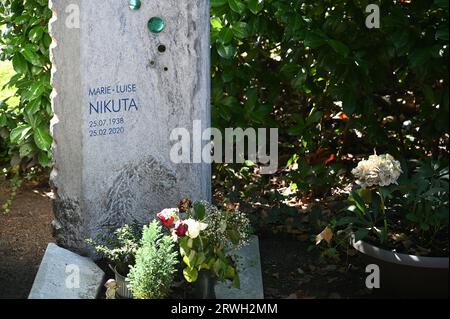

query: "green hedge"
left=1, top=0, right=51, bottom=169
left=1, top=0, right=448, bottom=175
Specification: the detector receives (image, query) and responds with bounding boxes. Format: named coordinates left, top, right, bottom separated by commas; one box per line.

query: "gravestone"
left=49, top=0, right=211, bottom=254
left=28, top=243, right=105, bottom=299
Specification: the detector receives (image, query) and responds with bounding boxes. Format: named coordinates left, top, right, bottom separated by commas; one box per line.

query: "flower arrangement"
left=89, top=199, right=251, bottom=299
left=157, top=199, right=251, bottom=289
left=332, top=152, right=449, bottom=256
left=339, top=152, right=403, bottom=244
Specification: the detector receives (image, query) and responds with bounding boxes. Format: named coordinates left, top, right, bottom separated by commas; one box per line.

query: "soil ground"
left=0, top=180, right=373, bottom=299
left=259, top=233, right=373, bottom=299
left=0, top=179, right=54, bottom=299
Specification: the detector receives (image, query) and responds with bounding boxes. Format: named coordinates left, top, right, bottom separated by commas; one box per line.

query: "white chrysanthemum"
left=352, top=153, right=402, bottom=189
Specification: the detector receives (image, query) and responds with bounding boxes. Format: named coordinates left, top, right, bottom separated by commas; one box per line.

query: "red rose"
left=178, top=198, right=193, bottom=213
left=157, top=209, right=176, bottom=228
left=174, top=221, right=188, bottom=237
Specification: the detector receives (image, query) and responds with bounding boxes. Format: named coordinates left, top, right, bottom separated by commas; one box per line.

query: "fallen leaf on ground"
left=316, top=226, right=334, bottom=245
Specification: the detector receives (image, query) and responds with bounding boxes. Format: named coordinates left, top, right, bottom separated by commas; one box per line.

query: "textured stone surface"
left=216, top=236, right=265, bottom=299
left=28, top=244, right=104, bottom=299
left=49, top=0, right=211, bottom=254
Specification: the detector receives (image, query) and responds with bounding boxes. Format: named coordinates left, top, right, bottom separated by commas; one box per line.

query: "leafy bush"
left=0, top=1, right=446, bottom=171
left=0, top=0, right=52, bottom=170
left=212, top=0, right=448, bottom=152
left=402, top=159, right=449, bottom=241
left=87, top=224, right=141, bottom=276
left=126, top=221, right=178, bottom=299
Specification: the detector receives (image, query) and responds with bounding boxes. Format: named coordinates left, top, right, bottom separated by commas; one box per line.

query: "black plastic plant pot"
left=193, top=270, right=217, bottom=299
left=352, top=237, right=449, bottom=298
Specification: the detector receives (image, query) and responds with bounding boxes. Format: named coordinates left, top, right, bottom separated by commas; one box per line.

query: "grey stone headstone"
left=49, top=0, right=211, bottom=254
left=216, top=236, right=265, bottom=299
left=28, top=244, right=105, bottom=299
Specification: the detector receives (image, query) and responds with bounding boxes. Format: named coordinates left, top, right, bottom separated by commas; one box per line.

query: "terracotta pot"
left=352, top=236, right=449, bottom=298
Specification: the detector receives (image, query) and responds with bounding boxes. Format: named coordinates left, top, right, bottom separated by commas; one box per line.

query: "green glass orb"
left=128, top=0, right=141, bottom=10
left=148, top=17, right=165, bottom=34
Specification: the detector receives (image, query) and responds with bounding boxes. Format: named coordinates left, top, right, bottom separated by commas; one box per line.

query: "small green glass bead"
left=128, top=0, right=141, bottom=10
left=148, top=17, right=165, bottom=34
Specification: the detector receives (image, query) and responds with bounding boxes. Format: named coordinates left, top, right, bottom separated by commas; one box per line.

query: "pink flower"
left=157, top=209, right=177, bottom=228
left=174, top=221, right=188, bottom=238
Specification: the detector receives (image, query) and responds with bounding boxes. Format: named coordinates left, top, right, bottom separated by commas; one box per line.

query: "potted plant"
left=87, top=224, right=140, bottom=299
left=156, top=199, right=251, bottom=299
left=335, top=153, right=449, bottom=298
left=126, top=220, right=178, bottom=299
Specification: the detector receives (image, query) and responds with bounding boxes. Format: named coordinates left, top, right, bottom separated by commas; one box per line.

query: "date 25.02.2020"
left=89, top=127, right=125, bottom=137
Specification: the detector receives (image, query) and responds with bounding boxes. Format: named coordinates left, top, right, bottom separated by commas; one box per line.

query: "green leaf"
left=217, top=44, right=236, bottom=59
left=343, top=91, right=357, bottom=115
left=10, top=124, right=32, bottom=144
left=183, top=267, right=198, bottom=283
left=350, top=190, right=366, bottom=214
left=232, top=274, right=241, bottom=289
left=306, top=109, right=323, bottom=125
left=354, top=228, right=369, bottom=242
left=38, top=151, right=51, bottom=167
left=183, top=255, right=192, bottom=268
left=29, top=26, right=44, bottom=43
left=218, top=27, right=234, bottom=44
left=33, top=125, right=52, bottom=151
left=0, top=114, right=7, bottom=127
left=23, top=81, right=45, bottom=101
left=20, top=45, right=43, bottom=67
left=228, top=0, right=246, bottom=14
left=336, top=216, right=359, bottom=226
left=436, top=28, right=449, bottom=41
left=194, top=202, right=206, bottom=220
left=327, top=39, right=350, bottom=57
left=211, top=0, right=227, bottom=7
left=213, top=259, right=222, bottom=275
left=304, top=33, right=326, bottom=48
left=210, top=17, right=223, bottom=30
left=26, top=99, right=42, bottom=115
left=12, top=54, right=28, bottom=74
left=232, top=22, right=249, bottom=39
left=247, top=0, right=264, bottom=15
left=195, top=252, right=206, bottom=267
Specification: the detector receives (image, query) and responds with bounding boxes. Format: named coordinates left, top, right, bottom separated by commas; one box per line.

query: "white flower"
left=352, top=153, right=402, bottom=189
left=185, top=219, right=208, bottom=239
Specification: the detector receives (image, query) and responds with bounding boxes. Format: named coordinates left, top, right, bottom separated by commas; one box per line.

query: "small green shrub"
left=126, top=221, right=178, bottom=299
left=86, top=224, right=141, bottom=276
